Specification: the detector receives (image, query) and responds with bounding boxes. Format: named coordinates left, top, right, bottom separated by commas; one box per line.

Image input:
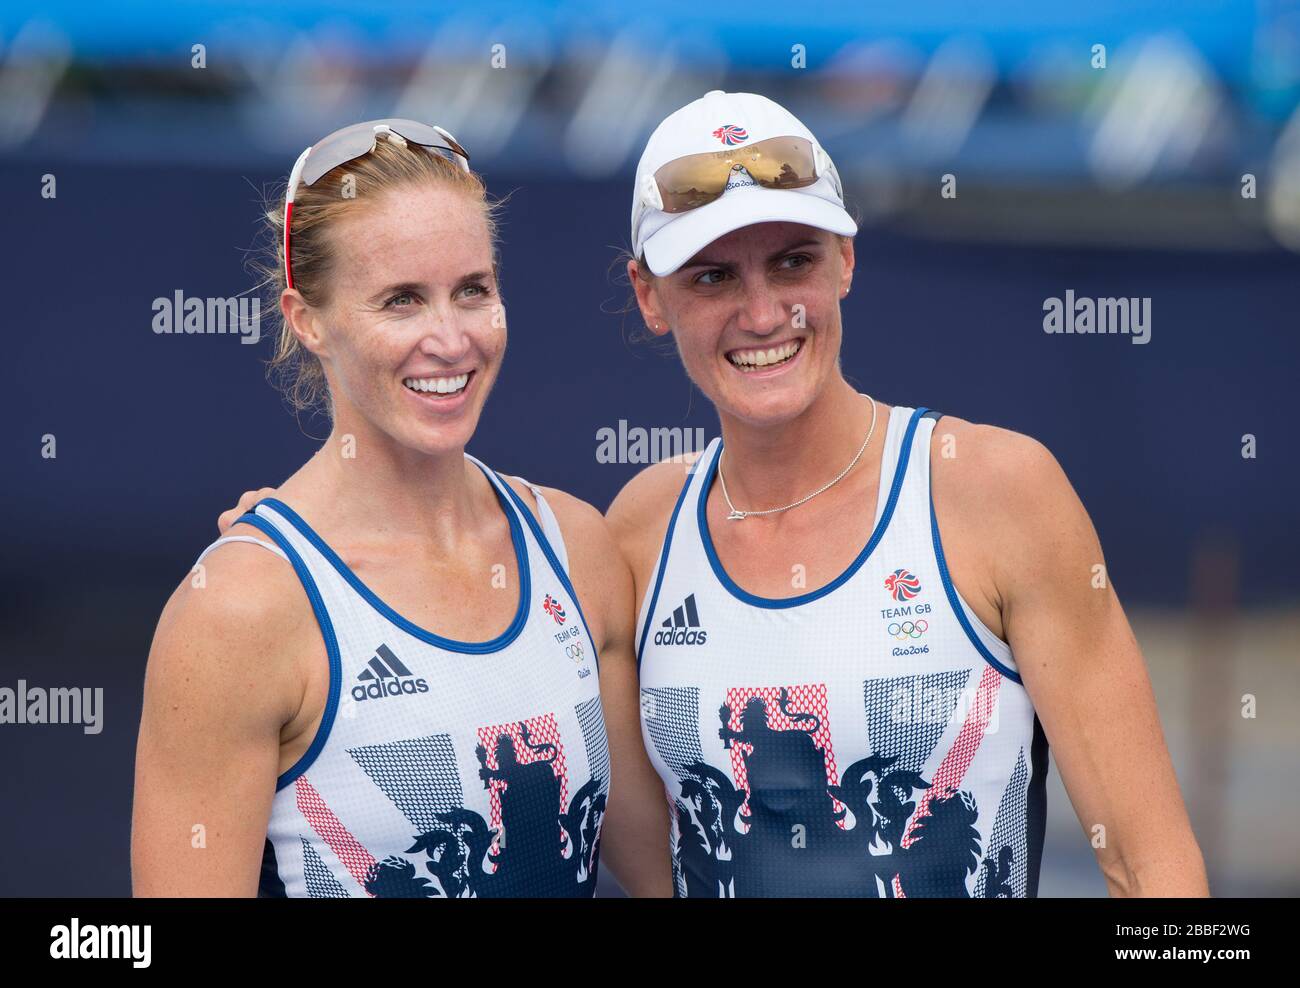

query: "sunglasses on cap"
left=641, top=135, right=834, bottom=215
left=283, top=119, right=470, bottom=290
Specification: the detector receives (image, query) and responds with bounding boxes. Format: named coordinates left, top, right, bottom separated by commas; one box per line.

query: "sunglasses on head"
left=283, top=119, right=470, bottom=290
left=644, top=135, right=830, bottom=215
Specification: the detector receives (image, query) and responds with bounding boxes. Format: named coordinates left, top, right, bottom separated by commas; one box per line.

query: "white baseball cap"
left=631, top=90, right=857, bottom=276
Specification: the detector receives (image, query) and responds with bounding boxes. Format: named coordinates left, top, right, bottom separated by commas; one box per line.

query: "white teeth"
left=728, top=339, right=801, bottom=370
left=403, top=373, right=470, bottom=395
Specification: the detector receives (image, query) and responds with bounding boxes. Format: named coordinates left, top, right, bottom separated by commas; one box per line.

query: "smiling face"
left=629, top=221, right=854, bottom=427
left=284, top=181, right=504, bottom=456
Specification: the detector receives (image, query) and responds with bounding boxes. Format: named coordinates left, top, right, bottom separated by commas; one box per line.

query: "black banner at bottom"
left=1, top=896, right=1278, bottom=974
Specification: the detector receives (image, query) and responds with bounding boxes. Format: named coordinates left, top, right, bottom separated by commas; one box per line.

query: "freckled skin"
left=630, top=221, right=853, bottom=432
left=136, top=179, right=674, bottom=898
left=289, top=183, right=507, bottom=459
left=612, top=219, right=1209, bottom=897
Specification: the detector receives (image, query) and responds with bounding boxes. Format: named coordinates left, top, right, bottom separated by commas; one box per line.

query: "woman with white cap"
left=609, top=90, right=1207, bottom=897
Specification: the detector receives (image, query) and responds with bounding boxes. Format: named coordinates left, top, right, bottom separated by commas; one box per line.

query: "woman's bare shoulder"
left=606, top=452, right=703, bottom=536
left=148, top=524, right=316, bottom=729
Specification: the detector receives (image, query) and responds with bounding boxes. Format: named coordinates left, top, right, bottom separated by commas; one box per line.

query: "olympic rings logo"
left=888, top=619, right=928, bottom=640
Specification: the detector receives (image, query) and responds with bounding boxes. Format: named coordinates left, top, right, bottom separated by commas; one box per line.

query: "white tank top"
left=196, top=456, right=609, bottom=897
left=636, top=406, right=1048, bottom=898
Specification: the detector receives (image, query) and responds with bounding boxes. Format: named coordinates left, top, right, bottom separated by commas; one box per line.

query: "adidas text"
left=352, top=678, right=430, bottom=702
left=653, top=628, right=708, bottom=646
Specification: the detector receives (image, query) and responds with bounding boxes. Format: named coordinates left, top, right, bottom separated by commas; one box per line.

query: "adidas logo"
left=350, top=643, right=429, bottom=702
left=653, top=593, right=709, bottom=646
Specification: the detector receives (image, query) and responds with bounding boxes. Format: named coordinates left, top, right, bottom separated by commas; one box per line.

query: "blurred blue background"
left=1, top=1, right=1297, bottom=896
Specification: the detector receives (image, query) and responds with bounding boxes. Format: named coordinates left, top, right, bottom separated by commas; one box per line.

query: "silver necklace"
left=718, top=394, right=878, bottom=521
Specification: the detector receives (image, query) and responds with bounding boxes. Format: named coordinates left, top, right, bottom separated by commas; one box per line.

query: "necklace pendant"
left=726, top=509, right=747, bottom=521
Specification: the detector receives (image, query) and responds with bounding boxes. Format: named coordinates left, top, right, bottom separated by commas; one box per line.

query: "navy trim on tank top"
left=235, top=511, right=343, bottom=793
left=695, top=406, right=928, bottom=610
left=635, top=454, right=706, bottom=670
left=925, top=418, right=1023, bottom=684
left=250, top=461, right=531, bottom=654
left=495, top=475, right=602, bottom=674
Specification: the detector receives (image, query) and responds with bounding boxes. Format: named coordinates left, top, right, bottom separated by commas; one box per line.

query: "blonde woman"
left=132, top=121, right=671, bottom=897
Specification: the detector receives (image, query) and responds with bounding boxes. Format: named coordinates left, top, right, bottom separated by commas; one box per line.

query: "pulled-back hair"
left=251, top=133, right=501, bottom=417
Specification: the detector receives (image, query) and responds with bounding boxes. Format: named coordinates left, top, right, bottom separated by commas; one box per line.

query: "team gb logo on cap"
left=713, top=124, right=748, bottom=146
